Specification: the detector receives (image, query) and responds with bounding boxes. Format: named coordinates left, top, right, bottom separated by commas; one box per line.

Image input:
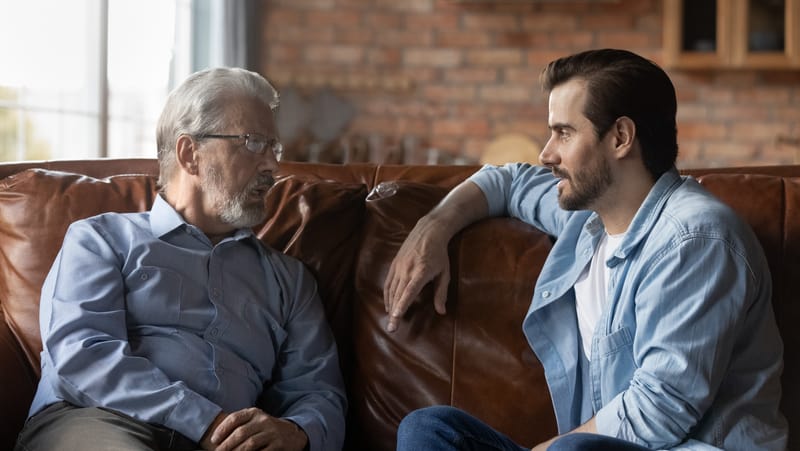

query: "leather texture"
left=0, top=159, right=797, bottom=450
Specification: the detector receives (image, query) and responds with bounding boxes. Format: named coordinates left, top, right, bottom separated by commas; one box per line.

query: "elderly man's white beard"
left=203, top=165, right=273, bottom=229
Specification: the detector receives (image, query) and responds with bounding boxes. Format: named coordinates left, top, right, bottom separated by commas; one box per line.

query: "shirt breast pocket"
left=125, top=267, right=183, bottom=326
left=595, top=326, right=638, bottom=391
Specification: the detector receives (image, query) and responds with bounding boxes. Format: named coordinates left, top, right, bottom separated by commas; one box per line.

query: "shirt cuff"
left=164, top=390, right=223, bottom=443
left=285, top=414, right=321, bottom=451
left=595, top=391, right=624, bottom=438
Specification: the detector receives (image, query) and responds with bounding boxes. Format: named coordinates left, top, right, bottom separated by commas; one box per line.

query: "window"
left=0, top=0, right=193, bottom=161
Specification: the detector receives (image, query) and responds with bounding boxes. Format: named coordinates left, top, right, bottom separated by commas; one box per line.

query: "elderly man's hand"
left=201, top=408, right=308, bottom=451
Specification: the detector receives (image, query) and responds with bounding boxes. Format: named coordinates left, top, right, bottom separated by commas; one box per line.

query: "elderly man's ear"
left=176, top=134, right=199, bottom=176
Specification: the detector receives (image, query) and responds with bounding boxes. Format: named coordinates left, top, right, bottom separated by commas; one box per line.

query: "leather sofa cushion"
left=255, top=175, right=367, bottom=377
left=0, top=169, right=160, bottom=370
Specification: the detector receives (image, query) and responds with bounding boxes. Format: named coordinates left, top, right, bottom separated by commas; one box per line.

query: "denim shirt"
left=471, top=164, right=787, bottom=450
left=29, top=195, right=346, bottom=451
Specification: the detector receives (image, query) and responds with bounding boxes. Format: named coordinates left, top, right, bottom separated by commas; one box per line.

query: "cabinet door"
left=664, top=0, right=799, bottom=69
left=664, top=0, right=733, bottom=68
left=731, top=0, right=799, bottom=68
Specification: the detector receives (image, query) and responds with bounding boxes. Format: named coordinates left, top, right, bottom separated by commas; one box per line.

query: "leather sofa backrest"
left=0, top=160, right=799, bottom=450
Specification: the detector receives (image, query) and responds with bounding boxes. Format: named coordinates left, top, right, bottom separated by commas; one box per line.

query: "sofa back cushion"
left=0, top=169, right=160, bottom=369
left=254, top=175, right=367, bottom=381
left=349, top=181, right=558, bottom=450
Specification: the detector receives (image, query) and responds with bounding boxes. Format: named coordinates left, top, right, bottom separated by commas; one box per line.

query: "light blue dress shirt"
left=29, top=195, right=346, bottom=451
left=470, top=164, right=787, bottom=450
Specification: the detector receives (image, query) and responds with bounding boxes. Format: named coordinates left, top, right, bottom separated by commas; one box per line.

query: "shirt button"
left=542, top=291, right=551, bottom=299
left=140, top=273, right=148, bottom=281
left=210, top=328, right=219, bottom=337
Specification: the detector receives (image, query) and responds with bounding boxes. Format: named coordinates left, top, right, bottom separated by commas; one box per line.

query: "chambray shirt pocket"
left=595, top=326, right=637, bottom=389
left=125, top=266, right=182, bottom=326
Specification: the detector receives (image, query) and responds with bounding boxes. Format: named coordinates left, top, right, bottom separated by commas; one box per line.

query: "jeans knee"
left=399, top=405, right=460, bottom=434
left=547, top=433, right=647, bottom=451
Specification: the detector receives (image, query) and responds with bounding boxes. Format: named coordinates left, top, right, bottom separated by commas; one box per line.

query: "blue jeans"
left=396, top=406, right=651, bottom=451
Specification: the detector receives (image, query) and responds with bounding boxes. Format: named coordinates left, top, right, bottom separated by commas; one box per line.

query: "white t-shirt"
left=574, top=232, right=625, bottom=359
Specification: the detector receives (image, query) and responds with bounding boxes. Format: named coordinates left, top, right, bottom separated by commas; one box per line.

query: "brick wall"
left=258, top=0, right=800, bottom=168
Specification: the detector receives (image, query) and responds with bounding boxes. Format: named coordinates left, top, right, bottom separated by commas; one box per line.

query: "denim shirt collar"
left=582, top=167, right=683, bottom=260
left=616, top=167, right=682, bottom=257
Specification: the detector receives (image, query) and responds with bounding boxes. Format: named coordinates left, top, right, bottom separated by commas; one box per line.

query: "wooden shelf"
left=664, top=0, right=800, bottom=69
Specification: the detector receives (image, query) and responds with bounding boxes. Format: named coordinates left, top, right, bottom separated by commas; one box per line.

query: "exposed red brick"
left=265, top=9, right=304, bottom=27
left=404, top=49, right=462, bottom=67
left=595, top=31, right=653, bottom=49
left=375, top=29, right=434, bottom=47
left=479, top=85, right=533, bottom=104
left=444, top=68, right=499, bottom=84
left=306, top=10, right=361, bottom=28
left=437, top=31, right=492, bottom=48
left=405, top=13, right=460, bottom=30
left=678, top=123, right=729, bottom=140
left=710, top=106, right=770, bottom=121
left=496, top=32, right=551, bottom=49
left=462, top=12, right=520, bottom=31
left=432, top=119, right=490, bottom=137
left=467, top=49, right=523, bottom=66
left=729, top=122, right=793, bottom=141
left=580, top=14, right=635, bottom=30
left=260, top=0, right=800, bottom=168
left=733, top=88, right=791, bottom=105
left=364, top=12, right=404, bottom=29
left=423, top=84, right=477, bottom=102
left=304, top=45, right=364, bottom=64
left=521, top=14, right=578, bottom=31
left=373, top=0, right=434, bottom=13
left=366, top=48, right=402, bottom=66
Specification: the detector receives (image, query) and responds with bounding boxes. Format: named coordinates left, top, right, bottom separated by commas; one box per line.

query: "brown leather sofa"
left=0, top=159, right=797, bottom=450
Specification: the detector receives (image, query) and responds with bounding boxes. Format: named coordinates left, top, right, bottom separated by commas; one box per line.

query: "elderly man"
left=385, top=49, right=787, bottom=450
left=15, top=67, right=346, bottom=451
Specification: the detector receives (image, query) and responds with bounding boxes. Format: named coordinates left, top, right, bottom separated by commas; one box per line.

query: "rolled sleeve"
left=468, top=163, right=568, bottom=236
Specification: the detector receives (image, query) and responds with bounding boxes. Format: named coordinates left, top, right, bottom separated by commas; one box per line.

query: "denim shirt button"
left=542, top=291, right=551, bottom=299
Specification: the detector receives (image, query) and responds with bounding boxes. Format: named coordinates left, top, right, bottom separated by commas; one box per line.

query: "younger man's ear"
left=612, top=116, right=636, bottom=158
left=176, top=134, right=199, bottom=175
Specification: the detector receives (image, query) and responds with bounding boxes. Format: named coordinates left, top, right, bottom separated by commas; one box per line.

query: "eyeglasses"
left=198, top=133, right=283, bottom=160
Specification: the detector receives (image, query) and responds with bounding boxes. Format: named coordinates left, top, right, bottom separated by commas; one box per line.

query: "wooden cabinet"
left=664, top=0, right=800, bottom=69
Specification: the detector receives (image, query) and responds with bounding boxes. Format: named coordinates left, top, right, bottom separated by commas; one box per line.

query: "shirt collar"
left=613, top=167, right=682, bottom=257
left=150, top=194, right=186, bottom=238
left=149, top=194, right=258, bottom=244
